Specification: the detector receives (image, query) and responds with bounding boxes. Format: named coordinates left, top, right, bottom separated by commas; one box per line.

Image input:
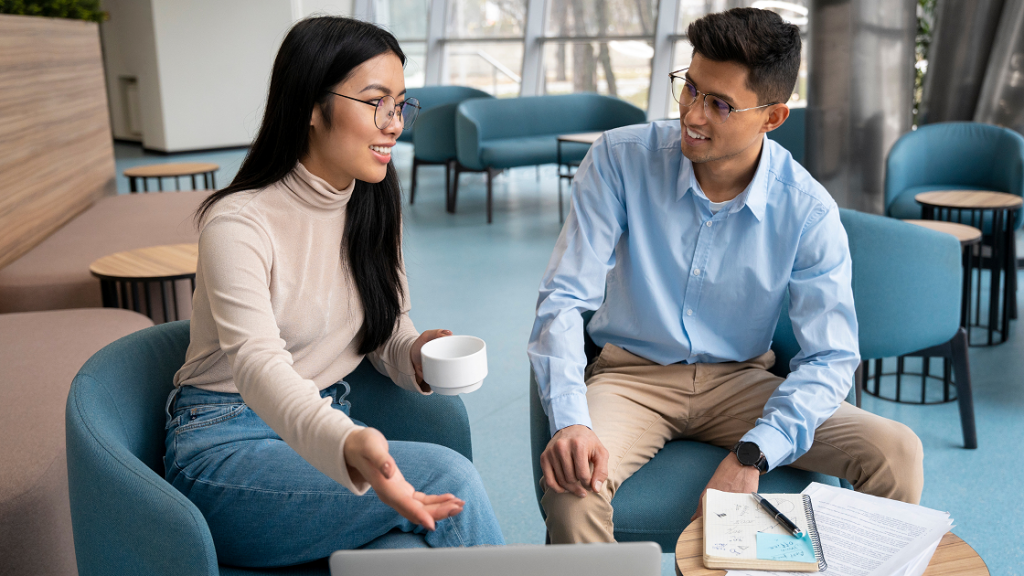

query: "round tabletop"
left=123, top=162, right=219, bottom=178
left=89, top=243, right=199, bottom=281
left=915, top=190, right=1023, bottom=210
left=675, top=520, right=989, bottom=576
left=904, top=219, right=983, bottom=245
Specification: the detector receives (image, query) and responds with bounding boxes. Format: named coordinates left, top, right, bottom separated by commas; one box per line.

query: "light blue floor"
left=115, top=141, right=1022, bottom=575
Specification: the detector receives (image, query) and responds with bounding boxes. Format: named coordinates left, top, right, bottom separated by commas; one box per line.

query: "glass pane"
left=677, top=0, right=809, bottom=34
left=544, top=0, right=657, bottom=37
left=667, top=43, right=694, bottom=119
left=379, top=0, right=429, bottom=40
left=402, top=41, right=427, bottom=88
left=447, top=0, right=526, bottom=38
left=542, top=41, right=653, bottom=110
left=445, top=42, right=524, bottom=97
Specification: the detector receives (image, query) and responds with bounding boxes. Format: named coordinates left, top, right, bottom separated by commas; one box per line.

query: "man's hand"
left=540, top=424, right=609, bottom=498
left=344, top=427, right=464, bottom=530
left=690, top=452, right=761, bottom=522
left=410, top=329, right=453, bottom=392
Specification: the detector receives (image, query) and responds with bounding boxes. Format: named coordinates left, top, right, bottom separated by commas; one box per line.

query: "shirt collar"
left=677, top=135, right=770, bottom=222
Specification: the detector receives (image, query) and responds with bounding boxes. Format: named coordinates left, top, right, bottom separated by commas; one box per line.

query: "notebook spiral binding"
left=803, top=494, right=828, bottom=572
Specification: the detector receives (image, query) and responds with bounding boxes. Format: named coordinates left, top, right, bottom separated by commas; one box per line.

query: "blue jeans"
left=164, top=382, right=504, bottom=567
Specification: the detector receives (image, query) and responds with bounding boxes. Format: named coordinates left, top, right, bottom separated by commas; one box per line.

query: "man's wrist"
left=732, top=441, right=769, bottom=474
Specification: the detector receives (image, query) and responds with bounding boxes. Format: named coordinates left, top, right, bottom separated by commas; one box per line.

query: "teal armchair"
left=66, top=321, right=474, bottom=575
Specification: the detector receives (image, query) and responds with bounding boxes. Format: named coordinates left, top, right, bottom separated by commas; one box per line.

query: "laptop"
left=329, top=541, right=662, bottom=576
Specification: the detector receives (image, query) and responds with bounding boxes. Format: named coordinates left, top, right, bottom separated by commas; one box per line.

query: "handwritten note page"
left=727, top=483, right=952, bottom=576
left=704, top=490, right=810, bottom=561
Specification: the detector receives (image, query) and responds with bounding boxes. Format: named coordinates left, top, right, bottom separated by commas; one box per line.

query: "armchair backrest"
left=772, top=209, right=962, bottom=376
left=400, top=85, right=494, bottom=143
left=884, top=121, right=1024, bottom=211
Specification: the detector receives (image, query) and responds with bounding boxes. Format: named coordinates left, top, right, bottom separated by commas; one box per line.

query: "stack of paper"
left=727, top=482, right=953, bottom=576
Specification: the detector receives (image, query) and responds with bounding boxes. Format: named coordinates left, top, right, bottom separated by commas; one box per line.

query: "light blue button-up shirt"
left=527, top=120, right=860, bottom=470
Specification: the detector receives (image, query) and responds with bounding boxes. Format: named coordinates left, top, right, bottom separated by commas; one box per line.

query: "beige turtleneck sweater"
left=174, top=162, right=423, bottom=495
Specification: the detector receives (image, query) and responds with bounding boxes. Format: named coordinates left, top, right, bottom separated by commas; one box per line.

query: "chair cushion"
left=612, top=440, right=838, bottom=549
left=0, top=191, right=206, bottom=314
left=480, top=137, right=591, bottom=169
left=0, top=308, right=153, bottom=576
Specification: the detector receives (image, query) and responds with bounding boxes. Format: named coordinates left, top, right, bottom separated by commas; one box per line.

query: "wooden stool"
left=90, top=243, right=197, bottom=323
left=124, top=162, right=219, bottom=192
left=675, top=520, right=989, bottom=575
left=916, top=191, right=1022, bottom=346
left=556, top=132, right=602, bottom=222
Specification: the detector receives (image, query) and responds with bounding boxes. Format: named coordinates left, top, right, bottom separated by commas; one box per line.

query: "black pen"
left=751, top=492, right=803, bottom=537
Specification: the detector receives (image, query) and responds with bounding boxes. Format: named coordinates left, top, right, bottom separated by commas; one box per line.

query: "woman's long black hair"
left=196, top=17, right=406, bottom=355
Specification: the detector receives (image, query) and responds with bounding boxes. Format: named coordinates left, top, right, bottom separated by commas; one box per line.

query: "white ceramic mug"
left=420, top=335, right=487, bottom=395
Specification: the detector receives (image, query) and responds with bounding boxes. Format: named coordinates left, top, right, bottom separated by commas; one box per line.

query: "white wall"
left=101, top=0, right=355, bottom=152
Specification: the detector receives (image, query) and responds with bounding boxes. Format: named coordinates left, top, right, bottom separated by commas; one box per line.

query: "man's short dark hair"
left=687, top=8, right=801, bottom=105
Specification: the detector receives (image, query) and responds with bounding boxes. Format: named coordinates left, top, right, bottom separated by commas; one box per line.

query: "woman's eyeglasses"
left=669, top=68, right=777, bottom=124
left=329, top=92, right=421, bottom=131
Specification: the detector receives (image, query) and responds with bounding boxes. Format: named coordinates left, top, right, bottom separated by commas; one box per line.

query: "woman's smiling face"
left=304, top=51, right=407, bottom=190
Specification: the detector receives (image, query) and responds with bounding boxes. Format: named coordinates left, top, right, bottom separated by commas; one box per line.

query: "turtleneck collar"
left=280, top=161, right=356, bottom=215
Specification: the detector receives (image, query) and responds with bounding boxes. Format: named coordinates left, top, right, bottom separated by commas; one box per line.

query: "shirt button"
left=693, top=268, right=701, bottom=276
left=686, top=309, right=694, bottom=316
left=705, top=221, right=712, bottom=227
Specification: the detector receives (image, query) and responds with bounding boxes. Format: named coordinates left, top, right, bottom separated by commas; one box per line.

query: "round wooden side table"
left=90, top=243, right=198, bottom=323
left=675, top=520, right=989, bottom=575
left=124, top=162, right=219, bottom=192
left=864, top=220, right=982, bottom=406
left=916, top=190, right=1022, bottom=346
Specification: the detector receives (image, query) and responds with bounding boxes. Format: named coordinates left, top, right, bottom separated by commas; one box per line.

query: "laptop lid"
left=329, top=542, right=662, bottom=576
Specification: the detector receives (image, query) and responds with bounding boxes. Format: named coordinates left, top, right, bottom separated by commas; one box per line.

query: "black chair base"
left=857, top=328, right=977, bottom=449
left=452, top=163, right=504, bottom=223
left=410, top=156, right=454, bottom=210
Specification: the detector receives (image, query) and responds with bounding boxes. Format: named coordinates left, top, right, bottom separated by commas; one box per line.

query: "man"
left=527, top=7, right=923, bottom=544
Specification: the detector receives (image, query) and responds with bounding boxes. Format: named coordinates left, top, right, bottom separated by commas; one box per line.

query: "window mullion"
left=648, top=0, right=680, bottom=119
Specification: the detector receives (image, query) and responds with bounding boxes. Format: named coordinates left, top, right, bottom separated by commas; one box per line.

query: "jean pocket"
left=173, top=402, right=247, bottom=435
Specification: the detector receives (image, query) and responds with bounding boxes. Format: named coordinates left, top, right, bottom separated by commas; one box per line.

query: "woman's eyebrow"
left=684, top=73, right=737, bottom=107
left=359, top=83, right=393, bottom=94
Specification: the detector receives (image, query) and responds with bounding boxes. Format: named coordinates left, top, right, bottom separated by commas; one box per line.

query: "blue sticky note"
left=756, top=532, right=816, bottom=563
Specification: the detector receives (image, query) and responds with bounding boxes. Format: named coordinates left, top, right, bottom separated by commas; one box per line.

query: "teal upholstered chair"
left=528, top=313, right=842, bottom=551
left=454, top=93, right=647, bottom=222
left=885, top=122, right=1024, bottom=229
left=766, top=106, right=805, bottom=165
left=66, top=320, right=474, bottom=575
left=404, top=86, right=493, bottom=205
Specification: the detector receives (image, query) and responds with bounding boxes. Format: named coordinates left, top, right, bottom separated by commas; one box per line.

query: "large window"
left=540, top=0, right=657, bottom=110
left=377, top=0, right=430, bottom=86
left=444, top=0, right=527, bottom=96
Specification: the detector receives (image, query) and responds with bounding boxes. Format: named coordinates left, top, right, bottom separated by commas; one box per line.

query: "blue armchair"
left=66, top=320, right=474, bottom=575
left=885, top=121, right=1024, bottom=229
left=404, top=86, right=493, bottom=206
left=528, top=313, right=841, bottom=551
left=454, top=93, right=647, bottom=223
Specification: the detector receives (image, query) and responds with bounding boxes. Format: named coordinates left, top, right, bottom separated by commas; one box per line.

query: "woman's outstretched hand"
left=410, top=329, right=453, bottom=392
left=344, top=426, right=464, bottom=530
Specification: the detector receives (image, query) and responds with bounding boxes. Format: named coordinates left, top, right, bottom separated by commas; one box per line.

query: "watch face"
left=737, top=442, right=760, bottom=466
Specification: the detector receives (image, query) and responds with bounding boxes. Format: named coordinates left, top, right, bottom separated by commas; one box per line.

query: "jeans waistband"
left=168, top=380, right=352, bottom=416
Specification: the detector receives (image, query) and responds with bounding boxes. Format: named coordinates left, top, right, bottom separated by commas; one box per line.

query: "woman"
left=163, top=16, right=504, bottom=567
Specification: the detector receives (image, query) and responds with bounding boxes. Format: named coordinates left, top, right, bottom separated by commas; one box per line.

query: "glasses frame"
left=668, top=68, right=779, bottom=124
left=328, top=92, right=422, bottom=131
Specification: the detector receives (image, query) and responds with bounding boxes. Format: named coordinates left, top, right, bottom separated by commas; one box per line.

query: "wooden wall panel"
left=0, top=14, right=115, bottom=270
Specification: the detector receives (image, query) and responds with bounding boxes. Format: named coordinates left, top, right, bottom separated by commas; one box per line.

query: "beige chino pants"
left=541, top=344, right=924, bottom=544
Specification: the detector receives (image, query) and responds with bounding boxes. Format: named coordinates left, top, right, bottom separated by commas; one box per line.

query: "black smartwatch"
left=732, top=441, right=768, bottom=474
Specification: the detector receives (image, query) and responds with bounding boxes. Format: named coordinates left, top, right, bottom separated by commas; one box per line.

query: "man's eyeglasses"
left=669, top=68, right=777, bottom=124
left=329, top=92, right=421, bottom=131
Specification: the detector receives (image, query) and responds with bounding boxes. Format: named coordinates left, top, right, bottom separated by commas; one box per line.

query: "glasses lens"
left=400, top=98, right=419, bottom=130
left=705, top=95, right=731, bottom=124
left=374, top=95, right=397, bottom=129
left=672, top=77, right=697, bottom=106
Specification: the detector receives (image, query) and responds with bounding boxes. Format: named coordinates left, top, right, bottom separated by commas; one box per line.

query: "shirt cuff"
left=741, top=424, right=794, bottom=471
left=547, top=392, right=592, bottom=436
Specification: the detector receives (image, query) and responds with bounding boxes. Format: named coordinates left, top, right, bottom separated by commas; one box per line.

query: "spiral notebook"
left=702, top=489, right=826, bottom=572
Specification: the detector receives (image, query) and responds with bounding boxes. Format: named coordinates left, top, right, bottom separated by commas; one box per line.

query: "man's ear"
left=762, top=104, right=790, bottom=134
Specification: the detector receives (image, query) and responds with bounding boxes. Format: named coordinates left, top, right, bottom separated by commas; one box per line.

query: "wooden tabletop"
left=904, top=219, right=983, bottom=245
left=123, top=162, right=219, bottom=178
left=675, top=520, right=988, bottom=576
left=89, top=243, right=199, bottom=280
left=557, top=131, right=603, bottom=145
left=915, top=190, right=1023, bottom=210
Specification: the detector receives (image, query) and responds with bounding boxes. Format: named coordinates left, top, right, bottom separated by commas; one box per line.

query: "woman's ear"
left=310, top=104, right=323, bottom=129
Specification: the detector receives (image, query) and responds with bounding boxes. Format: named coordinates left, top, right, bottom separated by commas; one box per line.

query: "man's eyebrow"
left=684, top=72, right=737, bottom=107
